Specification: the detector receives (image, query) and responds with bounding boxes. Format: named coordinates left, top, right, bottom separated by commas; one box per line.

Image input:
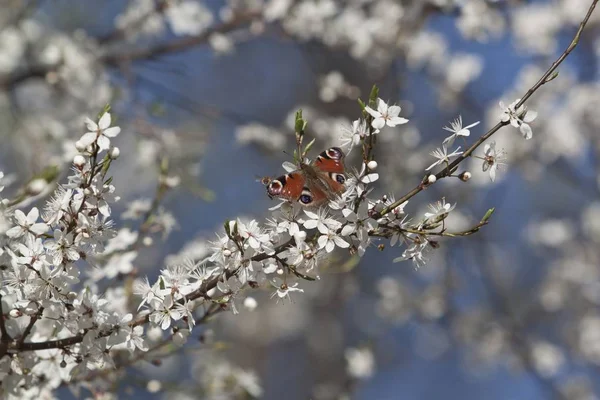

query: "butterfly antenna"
left=255, top=175, right=272, bottom=186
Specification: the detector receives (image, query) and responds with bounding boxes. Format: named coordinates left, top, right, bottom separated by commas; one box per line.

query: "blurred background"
left=1, top=0, right=600, bottom=399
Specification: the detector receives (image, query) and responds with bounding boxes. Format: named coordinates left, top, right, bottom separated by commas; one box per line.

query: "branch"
left=0, top=11, right=259, bottom=90
left=0, top=294, right=12, bottom=358
left=375, top=0, right=599, bottom=219
left=101, top=11, right=260, bottom=66
left=16, top=307, right=44, bottom=348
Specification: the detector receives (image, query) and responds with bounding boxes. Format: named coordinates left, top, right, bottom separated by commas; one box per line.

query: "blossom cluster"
left=2, top=0, right=593, bottom=396
left=0, top=80, right=540, bottom=398
left=0, top=112, right=147, bottom=397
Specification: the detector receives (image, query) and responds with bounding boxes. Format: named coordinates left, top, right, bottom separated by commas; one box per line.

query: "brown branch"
left=0, top=11, right=260, bottom=90
left=375, top=0, right=599, bottom=219
left=0, top=294, right=12, bottom=358
left=96, top=0, right=170, bottom=44
left=0, top=64, right=52, bottom=90
left=100, top=12, right=260, bottom=66
left=17, top=307, right=44, bottom=348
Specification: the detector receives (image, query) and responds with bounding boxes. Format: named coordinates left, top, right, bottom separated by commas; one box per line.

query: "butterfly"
left=266, top=147, right=346, bottom=206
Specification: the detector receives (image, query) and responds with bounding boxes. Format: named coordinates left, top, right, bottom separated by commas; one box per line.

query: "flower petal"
left=103, top=126, right=121, bottom=138
left=520, top=123, right=533, bottom=140
left=27, top=207, right=40, bottom=224
left=387, top=105, right=401, bottom=117
left=13, top=209, right=27, bottom=225
left=98, top=112, right=112, bottom=130
left=387, top=116, right=409, bottom=127
left=376, top=99, right=388, bottom=114
left=371, top=118, right=385, bottom=130
left=84, top=117, right=98, bottom=131
left=97, top=135, right=110, bottom=151
left=524, top=110, right=537, bottom=123
left=79, top=131, right=97, bottom=147
left=364, top=106, right=380, bottom=119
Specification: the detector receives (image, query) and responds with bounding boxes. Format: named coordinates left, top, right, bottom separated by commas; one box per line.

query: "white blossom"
left=425, top=145, right=463, bottom=171
left=317, top=228, right=350, bottom=253
left=270, top=281, right=304, bottom=302
left=149, top=295, right=181, bottom=330
left=424, top=198, right=456, bottom=223
left=6, top=208, right=49, bottom=238
left=500, top=99, right=538, bottom=139
left=393, top=239, right=429, bottom=268
left=238, top=219, right=271, bottom=250
left=44, top=229, right=80, bottom=265
left=442, top=115, right=480, bottom=146
left=303, top=208, right=341, bottom=233
left=345, top=347, right=375, bottom=379
left=339, top=118, right=369, bottom=153
left=79, top=112, right=121, bottom=152
left=482, top=140, right=507, bottom=182
left=364, top=98, right=409, bottom=131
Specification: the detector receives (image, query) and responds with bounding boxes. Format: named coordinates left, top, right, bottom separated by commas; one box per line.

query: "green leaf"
left=545, top=70, right=559, bottom=83
left=294, top=109, right=306, bottom=135
left=480, top=208, right=495, bottom=223
left=357, top=98, right=366, bottom=111
left=34, top=165, right=60, bottom=183
left=368, top=85, right=379, bottom=107
left=160, top=157, right=169, bottom=175
left=303, top=138, right=316, bottom=155
left=97, top=104, right=111, bottom=120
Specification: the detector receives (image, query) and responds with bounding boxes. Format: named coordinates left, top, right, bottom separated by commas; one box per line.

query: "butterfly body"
left=267, top=147, right=346, bottom=206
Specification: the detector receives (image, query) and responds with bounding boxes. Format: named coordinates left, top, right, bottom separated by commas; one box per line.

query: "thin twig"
left=17, top=307, right=44, bottom=348
left=101, top=12, right=259, bottom=65
left=375, top=0, right=599, bottom=218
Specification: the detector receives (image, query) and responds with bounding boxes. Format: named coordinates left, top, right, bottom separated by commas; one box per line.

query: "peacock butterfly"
left=266, top=147, right=346, bottom=206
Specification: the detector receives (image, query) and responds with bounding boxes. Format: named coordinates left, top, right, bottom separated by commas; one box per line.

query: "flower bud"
left=459, top=171, right=472, bottom=182
left=427, top=174, right=437, bottom=184
left=9, top=309, right=22, bottom=318
left=293, top=231, right=306, bottom=244
left=243, top=296, right=258, bottom=311
left=163, top=175, right=181, bottom=188
left=75, top=140, right=88, bottom=152
left=173, top=330, right=189, bottom=346
left=147, top=380, right=161, bottom=393
left=109, top=146, right=120, bottom=160
left=73, top=155, right=86, bottom=168
left=367, top=160, right=378, bottom=170
left=27, top=178, right=47, bottom=195
left=143, top=236, right=153, bottom=246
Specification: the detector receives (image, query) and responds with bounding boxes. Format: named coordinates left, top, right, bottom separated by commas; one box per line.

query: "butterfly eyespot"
left=325, top=147, right=344, bottom=160
left=267, top=180, right=284, bottom=196
left=300, top=194, right=313, bottom=204
left=331, top=173, right=345, bottom=184
left=299, top=189, right=313, bottom=205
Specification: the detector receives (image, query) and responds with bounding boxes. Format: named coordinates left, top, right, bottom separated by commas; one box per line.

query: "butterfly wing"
left=312, top=147, right=346, bottom=193
left=266, top=147, right=346, bottom=206
left=267, top=172, right=328, bottom=206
